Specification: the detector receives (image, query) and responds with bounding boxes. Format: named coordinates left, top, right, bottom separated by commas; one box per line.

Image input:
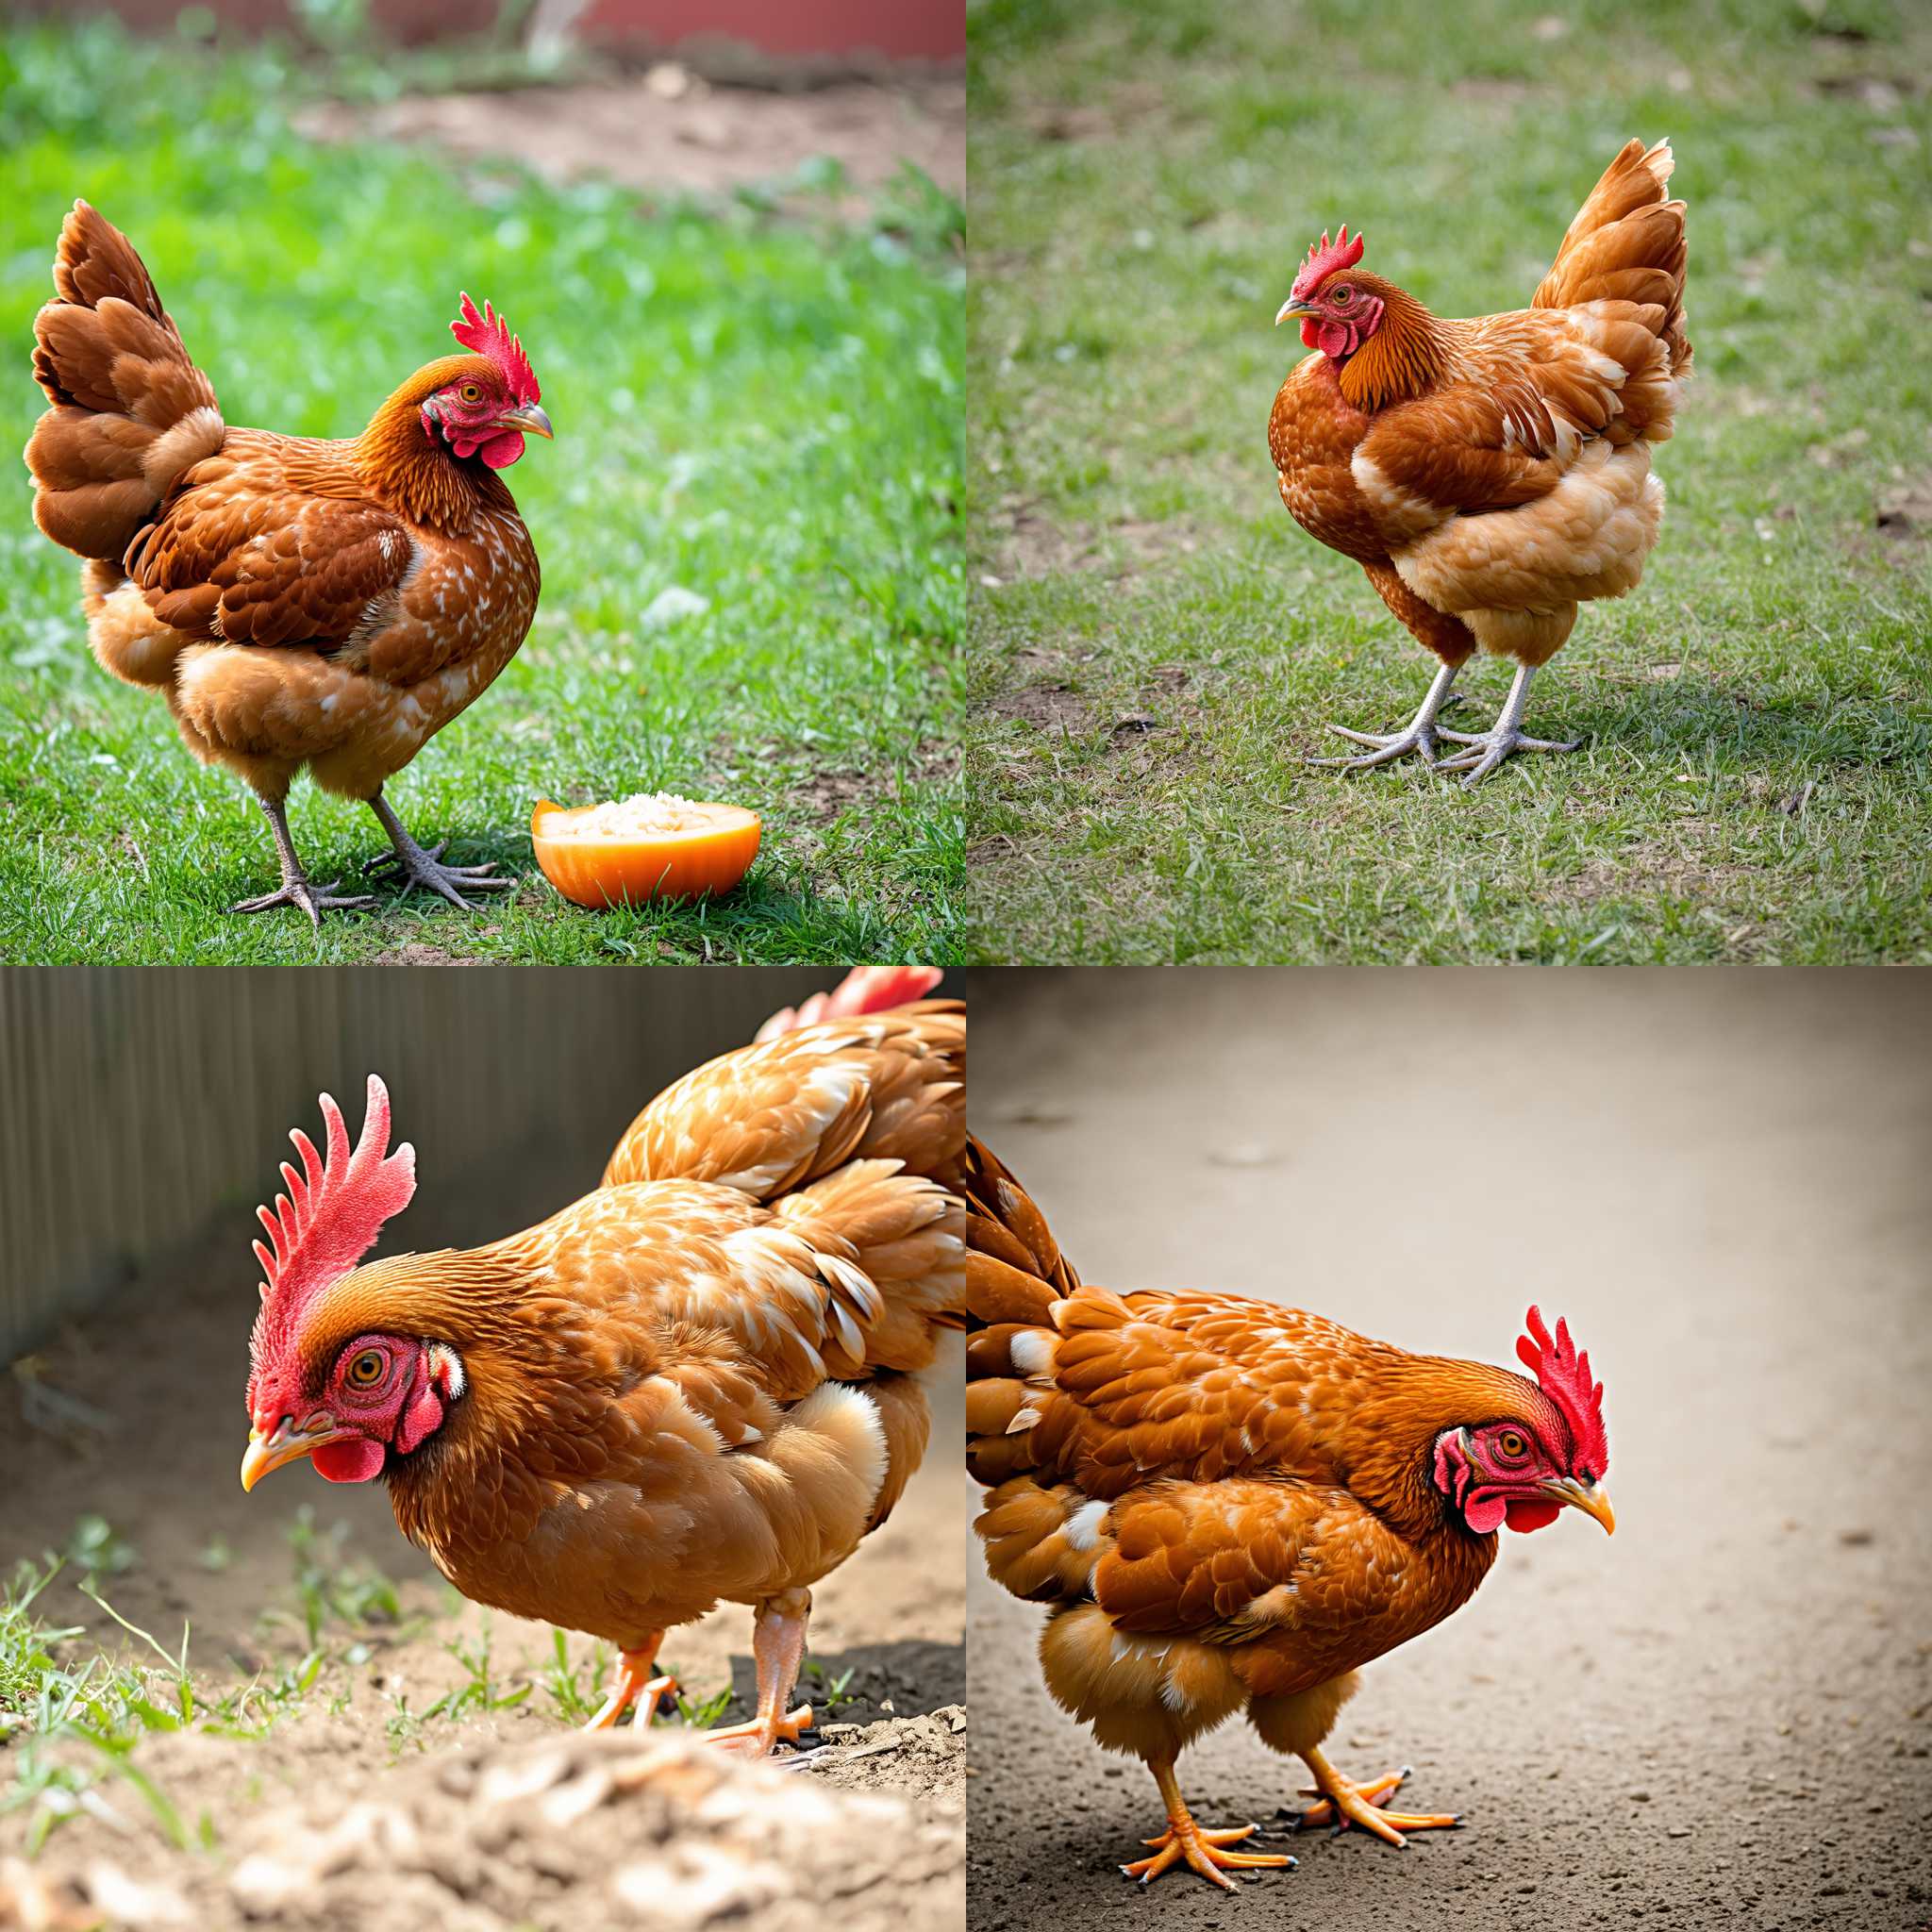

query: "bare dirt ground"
left=0, top=1146, right=964, bottom=1928
left=965, top=969, right=1932, bottom=1932
left=296, top=70, right=964, bottom=210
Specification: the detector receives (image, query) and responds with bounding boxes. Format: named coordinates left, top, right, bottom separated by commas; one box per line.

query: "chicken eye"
left=1496, top=1428, right=1528, bottom=1460
left=345, top=1348, right=387, bottom=1389
left=1331, top=285, right=1353, bottom=305
left=459, top=383, right=481, bottom=404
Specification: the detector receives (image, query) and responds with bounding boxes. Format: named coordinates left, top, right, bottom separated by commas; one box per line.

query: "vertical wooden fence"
left=0, top=967, right=829, bottom=1364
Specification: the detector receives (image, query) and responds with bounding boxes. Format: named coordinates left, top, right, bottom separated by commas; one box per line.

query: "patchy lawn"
left=0, top=20, right=963, bottom=963
left=966, top=0, right=1932, bottom=963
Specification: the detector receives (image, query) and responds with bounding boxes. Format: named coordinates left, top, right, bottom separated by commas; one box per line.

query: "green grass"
left=0, top=17, right=963, bottom=963
left=966, top=0, right=1932, bottom=962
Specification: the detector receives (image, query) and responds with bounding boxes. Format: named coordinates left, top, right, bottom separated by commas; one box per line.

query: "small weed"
left=420, top=1616, right=531, bottom=1724
left=803, top=1660, right=861, bottom=1717
left=0, top=1560, right=197, bottom=1851
left=675, top=1683, right=737, bottom=1730
left=60, top=1517, right=138, bottom=1580
left=541, top=1628, right=611, bottom=1727
left=279, top=1507, right=403, bottom=1648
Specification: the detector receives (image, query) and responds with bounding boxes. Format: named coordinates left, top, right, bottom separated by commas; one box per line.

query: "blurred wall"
left=0, top=966, right=836, bottom=1365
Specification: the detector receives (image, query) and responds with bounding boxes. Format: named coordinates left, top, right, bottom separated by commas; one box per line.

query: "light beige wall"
left=0, top=967, right=830, bottom=1363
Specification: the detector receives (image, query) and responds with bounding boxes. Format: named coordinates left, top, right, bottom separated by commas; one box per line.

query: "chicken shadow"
left=707, top=1637, right=965, bottom=1730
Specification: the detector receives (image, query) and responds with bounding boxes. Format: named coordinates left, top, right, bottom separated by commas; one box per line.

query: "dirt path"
left=966, top=969, right=1932, bottom=1932
left=0, top=1147, right=964, bottom=1927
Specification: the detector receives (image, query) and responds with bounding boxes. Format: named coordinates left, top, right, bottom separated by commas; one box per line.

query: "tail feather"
left=964, top=1139, right=1117, bottom=1602
left=1535, top=139, right=1691, bottom=377
left=25, top=202, right=224, bottom=563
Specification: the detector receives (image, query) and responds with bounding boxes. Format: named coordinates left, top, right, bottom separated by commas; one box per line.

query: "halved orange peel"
left=530, top=795, right=760, bottom=908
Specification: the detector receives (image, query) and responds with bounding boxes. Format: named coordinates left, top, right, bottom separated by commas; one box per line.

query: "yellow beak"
left=240, top=1417, right=343, bottom=1491
left=1542, top=1475, right=1617, bottom=1536
left=496, top=403, right=554, bottom=440
left=1274, top=296, right=1320, bottom=326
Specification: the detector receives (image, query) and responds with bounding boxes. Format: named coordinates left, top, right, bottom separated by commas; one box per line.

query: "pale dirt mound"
left=0, top=1720, right=964, bottom=1931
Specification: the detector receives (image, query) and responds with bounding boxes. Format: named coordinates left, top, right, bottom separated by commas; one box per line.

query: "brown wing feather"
left=125, top=448, right=411, bottom=653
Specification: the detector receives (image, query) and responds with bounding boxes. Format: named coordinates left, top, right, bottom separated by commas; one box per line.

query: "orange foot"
left=584, top=1641, right=677, bottom=1732
left=1123, top=1819, right=1296, bottom=1891
left=707, top=1701, right=814, bottom=1756
left=1295, top=1758, right=1460, bottom=1848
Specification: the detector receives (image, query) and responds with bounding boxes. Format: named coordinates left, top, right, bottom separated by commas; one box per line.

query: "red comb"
left=756, top=966, right=943, bottom=1041
left=247, top=1076, right=416, bottom=1386
left=451, top=292, right=539, bottom=405
left=1291, top=225, right=1366, bottom=302
left=1516, top=1307, right=1608, bottom=1478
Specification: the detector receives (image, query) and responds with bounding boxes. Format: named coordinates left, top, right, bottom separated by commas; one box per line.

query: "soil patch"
left=296, top=75, right=963, bottom=209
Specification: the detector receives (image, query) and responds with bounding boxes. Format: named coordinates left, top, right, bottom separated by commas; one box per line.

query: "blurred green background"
left=967, top=0, right=1932, bottom=963
left=0, top=12, right=963, bottom=962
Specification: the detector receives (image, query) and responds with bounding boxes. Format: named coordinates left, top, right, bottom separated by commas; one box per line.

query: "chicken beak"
left=1542, top=1475, right=1617, bottom=1536
left=241, top=1417, right=342, bottom=1491
left=496, top=403, right=554, bottom=440
left=1274, top=296, right=1319, bottom=326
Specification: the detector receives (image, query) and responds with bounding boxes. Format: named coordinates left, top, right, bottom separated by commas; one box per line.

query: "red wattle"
left=450, top=429, right=525, bottom=468
left=1504, top=1498, right=1561, bottom=1534
left=1463, top=1493, right=1507, bottom=1535
left=1300, top=318, right=1321, bottom=351
left=312, top=1437, right=386, bottom=1484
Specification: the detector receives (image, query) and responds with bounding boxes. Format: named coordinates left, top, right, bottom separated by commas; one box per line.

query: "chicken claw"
left=1295, top=1752, right=1459, bottom=1847
left=704, top=1588, right=817, bottom=1757
left=1431, top=663, right=1581, bottom=788
left=230, top=878, right=376, bottom=925
left=707, top=1701, right=815, bottom=1755
left=231, top=795, right=375, bottom=925
left=585, top=1636, right=676, bottom=1732
left=1123, top=1758, right=1296, bottom=1890
left=365, top=791, right=516, bottom=909
left=1306, top=660, right=1461, bottom=774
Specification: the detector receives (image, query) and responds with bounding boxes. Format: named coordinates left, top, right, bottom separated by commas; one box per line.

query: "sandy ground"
left=296, top=71, right=963, bottom=210
left=0, top=1143, right=964, bottom=1927
left=963, top=968, right=1932, bottom=1932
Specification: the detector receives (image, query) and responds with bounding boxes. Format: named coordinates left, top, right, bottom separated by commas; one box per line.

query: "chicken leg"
left=364, top=789, right=516, bottom=910
left=1307, top=659, right=1462, bottom=772
left=1293, top=1749, right=1459, bottom=1846
left=705, top=1588, right=816, bottom=1756
left=229, top=794, right=375, bottom=926
left=1431, top=662, right=1582, bottom=787
left=584, top=1632, right=677, bottom=1731
left=1121, top=1757, right=1296, bottom=1890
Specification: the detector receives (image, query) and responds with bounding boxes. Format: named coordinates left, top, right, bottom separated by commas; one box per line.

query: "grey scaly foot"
left=365, top=791, right=515, bottom=911
left=1433, top=724, right=1584, bottom=787
left=1432, top=661, right=1581, bottom=789
left=229, top=877, right=376, bottom=926
left=231, top=793, right=375, bottom=925
left=1306, top=660, right=1463, bottom=774
left=1307, top=719, right=1446, bottom=770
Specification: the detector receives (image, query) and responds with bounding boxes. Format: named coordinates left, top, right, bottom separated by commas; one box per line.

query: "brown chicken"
left=25, top=202, right=554, bottom=920
left=239, top=977, right=963, bottom=1752
left=966, top=1139, right=1614, bottom=1888
left=1269, top=140, right=1690, bottom=785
